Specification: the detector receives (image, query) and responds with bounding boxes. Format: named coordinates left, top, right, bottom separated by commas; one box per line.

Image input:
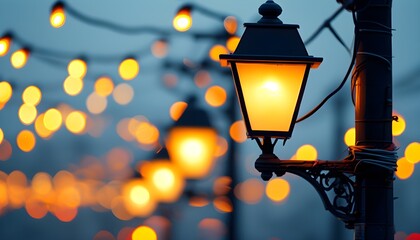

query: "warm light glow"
left=205, top=86, right=227, bottom=107
left=86, top=92, right=107, bottom=114
left=94, top=76, right=114, bottom=97
left=169, top=101, right=188, bottom=121
left=50, top=3, right=66, bottom=28
left=22, top=86, right=42, bottom=106
left=296, top=144, right=318, bottom=161
left=213, top=176, right=231, bottom=196
left=209, top=45, right=228, bottom=62
left=234, top=178, right=264, bottom=204
left=141, top=161, right=185, bottom=203
left=35, top=113, right=54, bottom=138
left=396, top=157, right=414, bottom=180
left=194, top=70, right=211, bottom=88
left=226, top=36, right=240, bottom=53
left=344, top=127, right=356, bottom=147
left=0, top=36, right=11, bottom=56
left=224, top=16, right=238, bottom=35
left=11, top=49, right=29, bottom=69
left=119, top=58, right=139, bottom=80
left=404, top=142, right=420, bottom=164
left=235, top=63, right=307, bottom=134
left=0, top=128, right=3, bottom=145
left=229, top=120, right=247, bottom=143
left=0, top=81, right=13, bottom=104
left=25, top=198, right=48, bottom=219
left=123, top=180, right=156, bottom=217
left=17, top=130, right=36, bottom=152
left=67, top=59, right=87, bottom=78
left=113, top=83, right=134, bottom=105
left=63, top=76, right=84, bottom=96
left=132, top=226, right=157, bottom=240
left=151, top=39, right=168, bottom=58
left=116, top=118, right=135, bottom=142
left=0, top=139, right=12, bottom=161
left=266, top=178, right=290, bottom=202
left=43, top=108, right=63, bottom=131
left=6, top=170, right=28, bottom=208
left=167, top=127, right=218, bottom=179
left=213, top=196, right=232, bottom=213
left=18, top=104, right=37, bottom=125
left=392, top=113, right=406, bottom=136
left=198, top=218, right=226, bottom=239
left=65, top=111, right=87, bottom=134
left=31, top=172, right=53, bottom=196
left=173, top=9, right=192, bottom=32
left=134, top=121, right=160, bottom=146
left=214, top=136, right=228, bottom=157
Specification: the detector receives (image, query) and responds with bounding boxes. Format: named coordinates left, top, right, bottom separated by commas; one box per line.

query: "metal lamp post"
left=220, top=0, right=396, bottom=239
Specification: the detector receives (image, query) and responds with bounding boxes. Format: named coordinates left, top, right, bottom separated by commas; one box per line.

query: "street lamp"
left=166, top=97, right=218, bottom=179
left=220, top=0, right=396, bottom=239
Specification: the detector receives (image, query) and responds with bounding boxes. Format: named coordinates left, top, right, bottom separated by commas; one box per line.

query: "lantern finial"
left=258, top=0, right=283, bottom=24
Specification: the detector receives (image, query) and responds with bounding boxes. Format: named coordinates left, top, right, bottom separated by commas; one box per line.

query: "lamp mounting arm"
left=255, top=159, right=357, bottom=228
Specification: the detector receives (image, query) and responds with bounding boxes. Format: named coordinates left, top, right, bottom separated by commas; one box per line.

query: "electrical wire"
left=348, top=146, right=398, bottom=172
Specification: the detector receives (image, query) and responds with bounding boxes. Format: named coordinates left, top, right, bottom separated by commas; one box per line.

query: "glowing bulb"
left=119, top=58, right=139, bottom=80
left=18, top=104, right=37, bottom=125
left=173, top=8, right=192, bottom=32
left=67, top=59, right=87, bottom=78
left=266, top=178, right=290, bottom=202
left=17, top=130, right=36, bottom=152
left=0, top=81, right=13, bottom=104
left=11, top=49, right=29, bottom=69
left=205, top=86, right=227, bottom=107
left=0, top=35, right=11, bottom=56
left=43, top=108, right=63, bottom=131
left=50, top=3, right=66, bottom=28
left=132, top=226, right=157, bottom=240
left=94, top=76, right=114, bottom=97
left=22, top=86, right=42, bottom=106
left=65, top=111, right=86, bottom=134
left=296, top=144, right=318, bottom=161
left=63, top=76, right=83, bottom=96
left=344, top=128, right=356, bottom=146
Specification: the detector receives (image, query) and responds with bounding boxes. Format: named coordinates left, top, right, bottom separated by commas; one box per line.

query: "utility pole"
left=353, top=0, right=395, bottom=239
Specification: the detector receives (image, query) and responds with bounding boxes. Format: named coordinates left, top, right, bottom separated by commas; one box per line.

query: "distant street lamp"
left=220, top=1, right=396, bottom=239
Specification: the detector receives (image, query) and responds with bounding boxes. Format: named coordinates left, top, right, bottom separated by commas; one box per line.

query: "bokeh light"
left=213, top=196, right=232, bottom=213
left=132, top=226, right=157, bottom=240
left=226, top=36, right=240, bottom=53
left=11, top=48, right=29, bottom=69
left=151, top=39, right=168, bottom=58
left=123, top=180, right=156, bottom=217
left=18, top=104, right=37, bottom=125
left=0, top=139, right=12, bottom=161
left=209, top=45, right=228, bottom=62
left=63, top=76, right=84, bottom=96
left=344, top=127, right=356, bottom=147
left=214, top=136, right=228, bottom=158
left=173, top=9, right=192, bottom=32
left=0, top=128, right=3, bottom=144
left=229, top=120, right=247, bottom=143
left=266, top=178, right=290, bottom=203
left=119, top=58, right=139, bottom=80
left=295, top=144, right=317, bottom=161
left=169, top=101, right=187, bottom=121
left=392, top=113, right=406, bottom=136
left=404, top=142, right=420, bottom=164
left=194, top=70, right=211, bottom=88
left=67, top=59, right=87, bottom=78
left=224, top=16, right=238, bottom=35
left=94, top=76, right=114, bottom=97
left=198, top=218, right=226, bottom=239
left=113, top=83, right=134, bottom=105
left=22, top=85, right=42, bottom=106
left=0, top=35, right=11, bottom=56
left=135, top=121, right=160, bottom=146
left=205, top=86, right=227, bottom=107
left=65, top=111, right=87, bottom=134
left=86, top=92, right=107, bottom=114
left=43, top=108, right=63, bottom=131
left=50, top=3, right=66, bottom=28
left=396, top=157, right=414, bottom=180
left=35, top=113, right=54, bottom=139
left=234, top=178, right=264, bottom=204
left=16, top=130, right=36, bottom=152
left=0, top=81, right=13, bottom=104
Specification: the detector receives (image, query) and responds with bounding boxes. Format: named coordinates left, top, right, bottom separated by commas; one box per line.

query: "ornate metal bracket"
left=255, top=155, right=357, bottom=228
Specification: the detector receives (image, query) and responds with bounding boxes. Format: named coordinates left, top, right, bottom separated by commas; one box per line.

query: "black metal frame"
left=254, top=138, right=358, bottom=228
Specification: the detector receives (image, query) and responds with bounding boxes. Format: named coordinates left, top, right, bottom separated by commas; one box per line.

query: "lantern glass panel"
left=234, top=62, right=308, bottom=134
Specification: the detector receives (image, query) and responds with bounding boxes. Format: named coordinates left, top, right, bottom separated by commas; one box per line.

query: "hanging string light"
left=10, top=48, right=30, bottom=69
left=173, top=5, right=192, bottom=32
left=50, top=2, right=66, bottom=28
left=0, top=34, right=12, bottom=56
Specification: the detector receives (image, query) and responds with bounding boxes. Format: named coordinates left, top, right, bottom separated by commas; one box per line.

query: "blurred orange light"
left=173, top=9, right=192, bottom=32
left=213, top=196, right=232, bottom=213
left=194, top=70, right=212, bottom=88
left=63, top=76, right=84, bottom=96
left=224, top=16, right=238, bottom=35
left=17, top=130, right=36, bottom=152
left=18, top=104, right=37, bottom=125
left=22, top=85, right=42, bottom=106
left=113, top=83, right=134, bottom=105
left=296, top=144, right=318, bottom=161
left=119, top=58, right=139, bottom=81
left=229, top=120, right=247, bottom=143
left=135, top=122, right=160, bottom=146
left=65, top=111, right=87, bottom=134
left=68, top=59, right=87, bottom=78
left=86, top=92, right=107, bottom=114
left=53, top=205, right=78, bottom=222
left=123, top=180, right=156, bottom=217
left=209, top=45, right=228, bottom=62
left=396, top=157, right=414, bottom=180
left=25, top=198, right=48, bottom=219
left=189, top=196, right=210, bottom=207
left=11, top=48, right=29, bottom=69
left=0, top=128, right=3, bottom=144
left=344, top=127, right=356, bottom=147
left=94, top=76, right=114, bottom=97
left=205, top=86, right=227, bottom=107
left=266, top=178, right=290, bottom=202
left=31, top=172, right=53, bottom=196
left=213, top=176, right=231, bottom=196
left=93, top=231, right=115, bottom=240
left=198, top=218, right=226, bottom=239
left=116, top=118, right=135, bottom=142
left=234, top=179, right=264, bottom=204
left=0, top=139, right=12, bottom=161
left=151, top=39, right=168, bottom=58
left=44, top=108, right=63, bottom=131
left=392, top=113, right=406, bottom=136
left=214, top=136, right=228, bottom=158
left=132, top=226, right=157, bottom=240
left=404, top=142, right=420, bottom=164
left=50, top=3, right=66, bottom=28
left=0, top=35, right=11, bottom=56
left=35, top=113, right=54, bottom=139
left=226, top=36, right=240, bottom=53
left=0, top=81, right=13, bottom=104
left=169, top=101, right=188, bottom=121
